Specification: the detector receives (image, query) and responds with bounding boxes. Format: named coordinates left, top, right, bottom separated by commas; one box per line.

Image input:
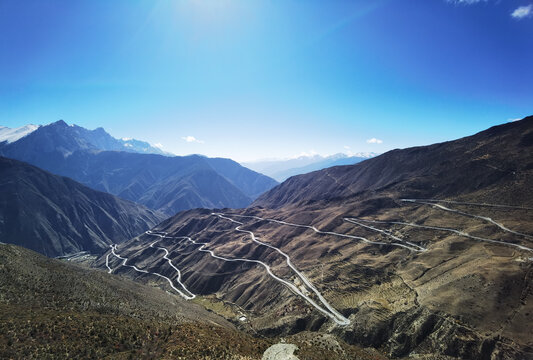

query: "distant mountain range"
left=0, top=124, right=39, bottom=144
left=243, top=152, right=377, bottom=182
left=0, top=120, right=278, bottom=215
left=0, top=156, right=164, bottom=257
left=0, top=121, right=169, bottom=155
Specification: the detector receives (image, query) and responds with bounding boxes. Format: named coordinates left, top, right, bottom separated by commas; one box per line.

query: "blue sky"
left=1, top=0, right=532, bottom=162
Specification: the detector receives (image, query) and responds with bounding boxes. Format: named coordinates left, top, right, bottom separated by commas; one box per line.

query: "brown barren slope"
left=96, top=117, right=533, bottom=359
left=0, top=243, right=275, bottom=359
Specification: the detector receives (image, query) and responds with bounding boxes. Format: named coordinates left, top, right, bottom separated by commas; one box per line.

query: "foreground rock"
left=262, top=343, right=299, bottom=360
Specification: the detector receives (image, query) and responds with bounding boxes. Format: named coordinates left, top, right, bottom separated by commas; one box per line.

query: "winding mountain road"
left=345, top=218, right=533, bottom=252
left=105, top=253, right=113, bottom=273
left=212, top=213, right=350, bottom=325
left=149, top=239, right=196, bottom=300
left=401, top=199, right=533, bottom=211
left=343, top=218, right=427, bottom=251
left=402, top=199, right=533, bottom=241
left=145, top=229, right=350, bottom=326
left=108, top=243, right=196, bottom=300
left=107, top=198, right=531, bottom=324
left=219, top=213, right=424, bottom=252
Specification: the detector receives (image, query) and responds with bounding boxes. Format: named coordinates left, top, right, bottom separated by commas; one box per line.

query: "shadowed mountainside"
left=0, top=156, right=165, bottom=257
left=0, top=120, right=278, bottom=215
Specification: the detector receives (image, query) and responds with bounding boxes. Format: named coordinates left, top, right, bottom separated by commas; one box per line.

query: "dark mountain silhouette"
left=0, top=156, right=165, bottom=257
left=0, top=120, right=278, bottom=215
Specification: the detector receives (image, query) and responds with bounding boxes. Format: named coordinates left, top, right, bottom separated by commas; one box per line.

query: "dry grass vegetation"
left=0, top=244, right=272, bottom=359
left=0, top=304, right=272, bottom=360
left=1, top=243, right=384, bottom=360
left=287, top=332, right=389, bottom=360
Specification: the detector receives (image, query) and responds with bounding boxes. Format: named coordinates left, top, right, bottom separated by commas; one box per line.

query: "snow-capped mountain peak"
left=0, top=124, right=40, bottom=143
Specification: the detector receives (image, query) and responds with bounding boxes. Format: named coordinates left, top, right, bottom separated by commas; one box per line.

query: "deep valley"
left=85, top=117, right=533, bottom=359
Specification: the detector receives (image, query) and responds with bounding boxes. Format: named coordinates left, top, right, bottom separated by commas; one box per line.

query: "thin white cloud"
left=511, top=5, right=532, bottom=19
left=289, top=150, right=318, bottom=159
left=182, top=136, right=204, bottom=144
left=366, top=137, right=383, bottom=144
left=447, top=0, right=486, bottom=4
left=153, top=142, right=164, bottom=149
left=343, top=145, right=351, bottom=150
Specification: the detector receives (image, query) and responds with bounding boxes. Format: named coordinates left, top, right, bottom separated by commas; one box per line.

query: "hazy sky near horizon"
left=1, top=0, right=532, bottom=162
